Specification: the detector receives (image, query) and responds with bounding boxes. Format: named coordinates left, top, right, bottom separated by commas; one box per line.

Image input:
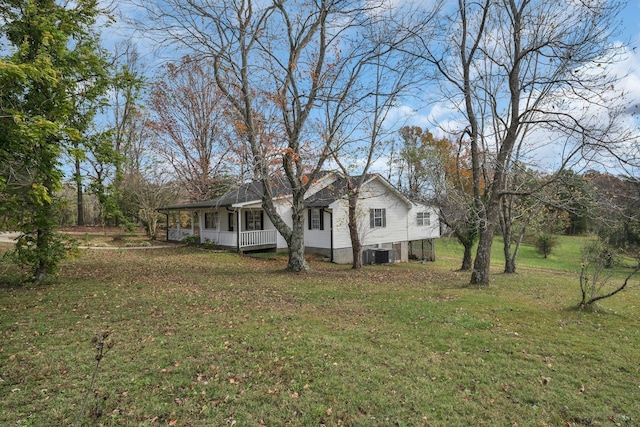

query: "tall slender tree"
left=0, top=0, right=109, bottom=281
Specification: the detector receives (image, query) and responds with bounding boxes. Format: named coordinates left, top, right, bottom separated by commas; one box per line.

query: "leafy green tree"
left=82, top=44, right=147, bottom=228
left=0, top=0, right=109, bottom=281
left=535, top=234, right=558, bottom=259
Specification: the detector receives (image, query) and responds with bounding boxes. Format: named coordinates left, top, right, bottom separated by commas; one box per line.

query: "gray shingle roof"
left=159, top=176, right=292, bottom=211
left=304, top=174, right=376, bottom=208
left=159, top=172, right=408, bottom=212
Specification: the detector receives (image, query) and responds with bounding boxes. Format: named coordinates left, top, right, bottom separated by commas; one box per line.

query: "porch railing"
left=240, top=229, right=277, bottom=248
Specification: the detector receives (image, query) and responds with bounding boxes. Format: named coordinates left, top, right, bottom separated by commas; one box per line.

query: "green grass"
left=1, top=237, right=639, bottom=426
left=437, top=234, right=594, bottom=272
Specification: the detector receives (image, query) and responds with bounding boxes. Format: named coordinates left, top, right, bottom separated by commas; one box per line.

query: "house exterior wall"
left=304, top=209, right=331, bottom=249
left=406, top=204, right=440, bottom=241
left=331, top=179, right=413, bottom=249
left=326, top=180, right=440, bottom=264
left=162, top=174, right=440, bottom=265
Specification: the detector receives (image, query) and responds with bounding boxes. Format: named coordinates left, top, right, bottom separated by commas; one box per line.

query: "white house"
left=159, top=172, right=440, bottom=264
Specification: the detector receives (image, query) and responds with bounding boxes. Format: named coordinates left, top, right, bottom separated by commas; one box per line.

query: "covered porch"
left=161, top=203, right=279, bottom=252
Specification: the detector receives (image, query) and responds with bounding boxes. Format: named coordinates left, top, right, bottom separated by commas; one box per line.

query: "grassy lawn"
left=1, top=237, right=639, bottom=426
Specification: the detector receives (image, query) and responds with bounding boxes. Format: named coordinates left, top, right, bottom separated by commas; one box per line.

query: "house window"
left=308, top=208, right=324, bottom=230
left=246, top=210, right=263, bottom=231
left=228, top=212, right=235, bottom=232
left=204, top=212, right=219, bottom=229
left=417, top=211, right=431, bottom=226
left=369, top=208, right=386, bottom=228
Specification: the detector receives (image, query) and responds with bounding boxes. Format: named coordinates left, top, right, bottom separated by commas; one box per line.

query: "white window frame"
left=417, top=211, right=431, bottom=226
left=246, top=210, right=262, bottom=231
left=370, top=208, right=386, bottom=228
left=310, top=209, right=321, bottom=230
left=204, top=212, right=219, bottom=230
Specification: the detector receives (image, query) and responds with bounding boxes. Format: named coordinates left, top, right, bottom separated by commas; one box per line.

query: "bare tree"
left=123, top=169, right=181, bottom=239
left=578, top=239, right=639, bottom=310
left=136, top=0, right=425, bottom=271
left=328, top=24, right=428, bottom=269
left=410, top=0, right=632, bottom=285
left=149, top=58, right=240, bottom=201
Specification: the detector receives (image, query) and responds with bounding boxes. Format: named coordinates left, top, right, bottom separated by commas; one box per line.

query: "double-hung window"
left=369, top=208, right=386, bottom=228
left=246, top=210, right=263, bottom=231
left=417, top=211, right=431, bottom=226
left=308, top=208, right=324, bottom=230
left=204, top=212, right=219, bottom=229
left=228, top=213, right=235, bottom=232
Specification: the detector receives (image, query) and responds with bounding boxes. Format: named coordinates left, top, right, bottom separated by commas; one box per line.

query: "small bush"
left=202, top=238, right=216, bottom=250
left=181, top=235, right=199, bottom=246
left=535, top=234, right=558, bottom=258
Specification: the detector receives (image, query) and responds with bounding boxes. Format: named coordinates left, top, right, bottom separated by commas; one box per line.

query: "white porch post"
left=236, top=209, right=241, bottom=252
left=216, top=211, right=220, bottom=243
left=190, top=212, right=196, bottom=242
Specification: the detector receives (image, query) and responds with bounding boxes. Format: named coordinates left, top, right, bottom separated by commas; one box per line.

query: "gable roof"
left=304, top=174, right=373, bottom=208
left=160, top=172, right=413, bottom=211
left=304, top=173, right=413, bottom=208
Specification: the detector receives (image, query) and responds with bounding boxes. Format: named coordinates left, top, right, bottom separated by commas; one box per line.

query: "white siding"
left=330, top=199, right=352, bottom=249
left=304, top=209, right=331, bottom=249
left=330, top=179, right=414, bottom=249
left=407, top=204, right=440, bottom=240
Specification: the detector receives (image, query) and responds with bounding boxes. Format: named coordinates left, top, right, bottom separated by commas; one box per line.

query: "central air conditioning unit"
left=374, top=249, right=393, bottom=264
left=362, top=249, right=375, bottom=265
left=362, top=248, right=396, bottom=265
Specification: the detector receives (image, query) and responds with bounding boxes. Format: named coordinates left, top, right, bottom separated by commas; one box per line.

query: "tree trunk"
left=503, top=227, right=516, bottom=273
left=287, top=204, right=309, bottom=272
left=33, top=227, right=50, bottom=282
left=461, top=243, right=473, bottom=271
left=75, top=152, right=84, bottom=226
left=348, top=193, right=363, bottom=269
left=504, top=254, right=516, bottom=274
left=470, top=227, right=493, bottom=285
left=470, top=202, right=499, bottom=286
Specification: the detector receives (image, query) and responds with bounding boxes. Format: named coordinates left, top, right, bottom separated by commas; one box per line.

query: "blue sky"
left=622, top=1, right=640, bottom=46
left=98, top=0, right=640, bottom=177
